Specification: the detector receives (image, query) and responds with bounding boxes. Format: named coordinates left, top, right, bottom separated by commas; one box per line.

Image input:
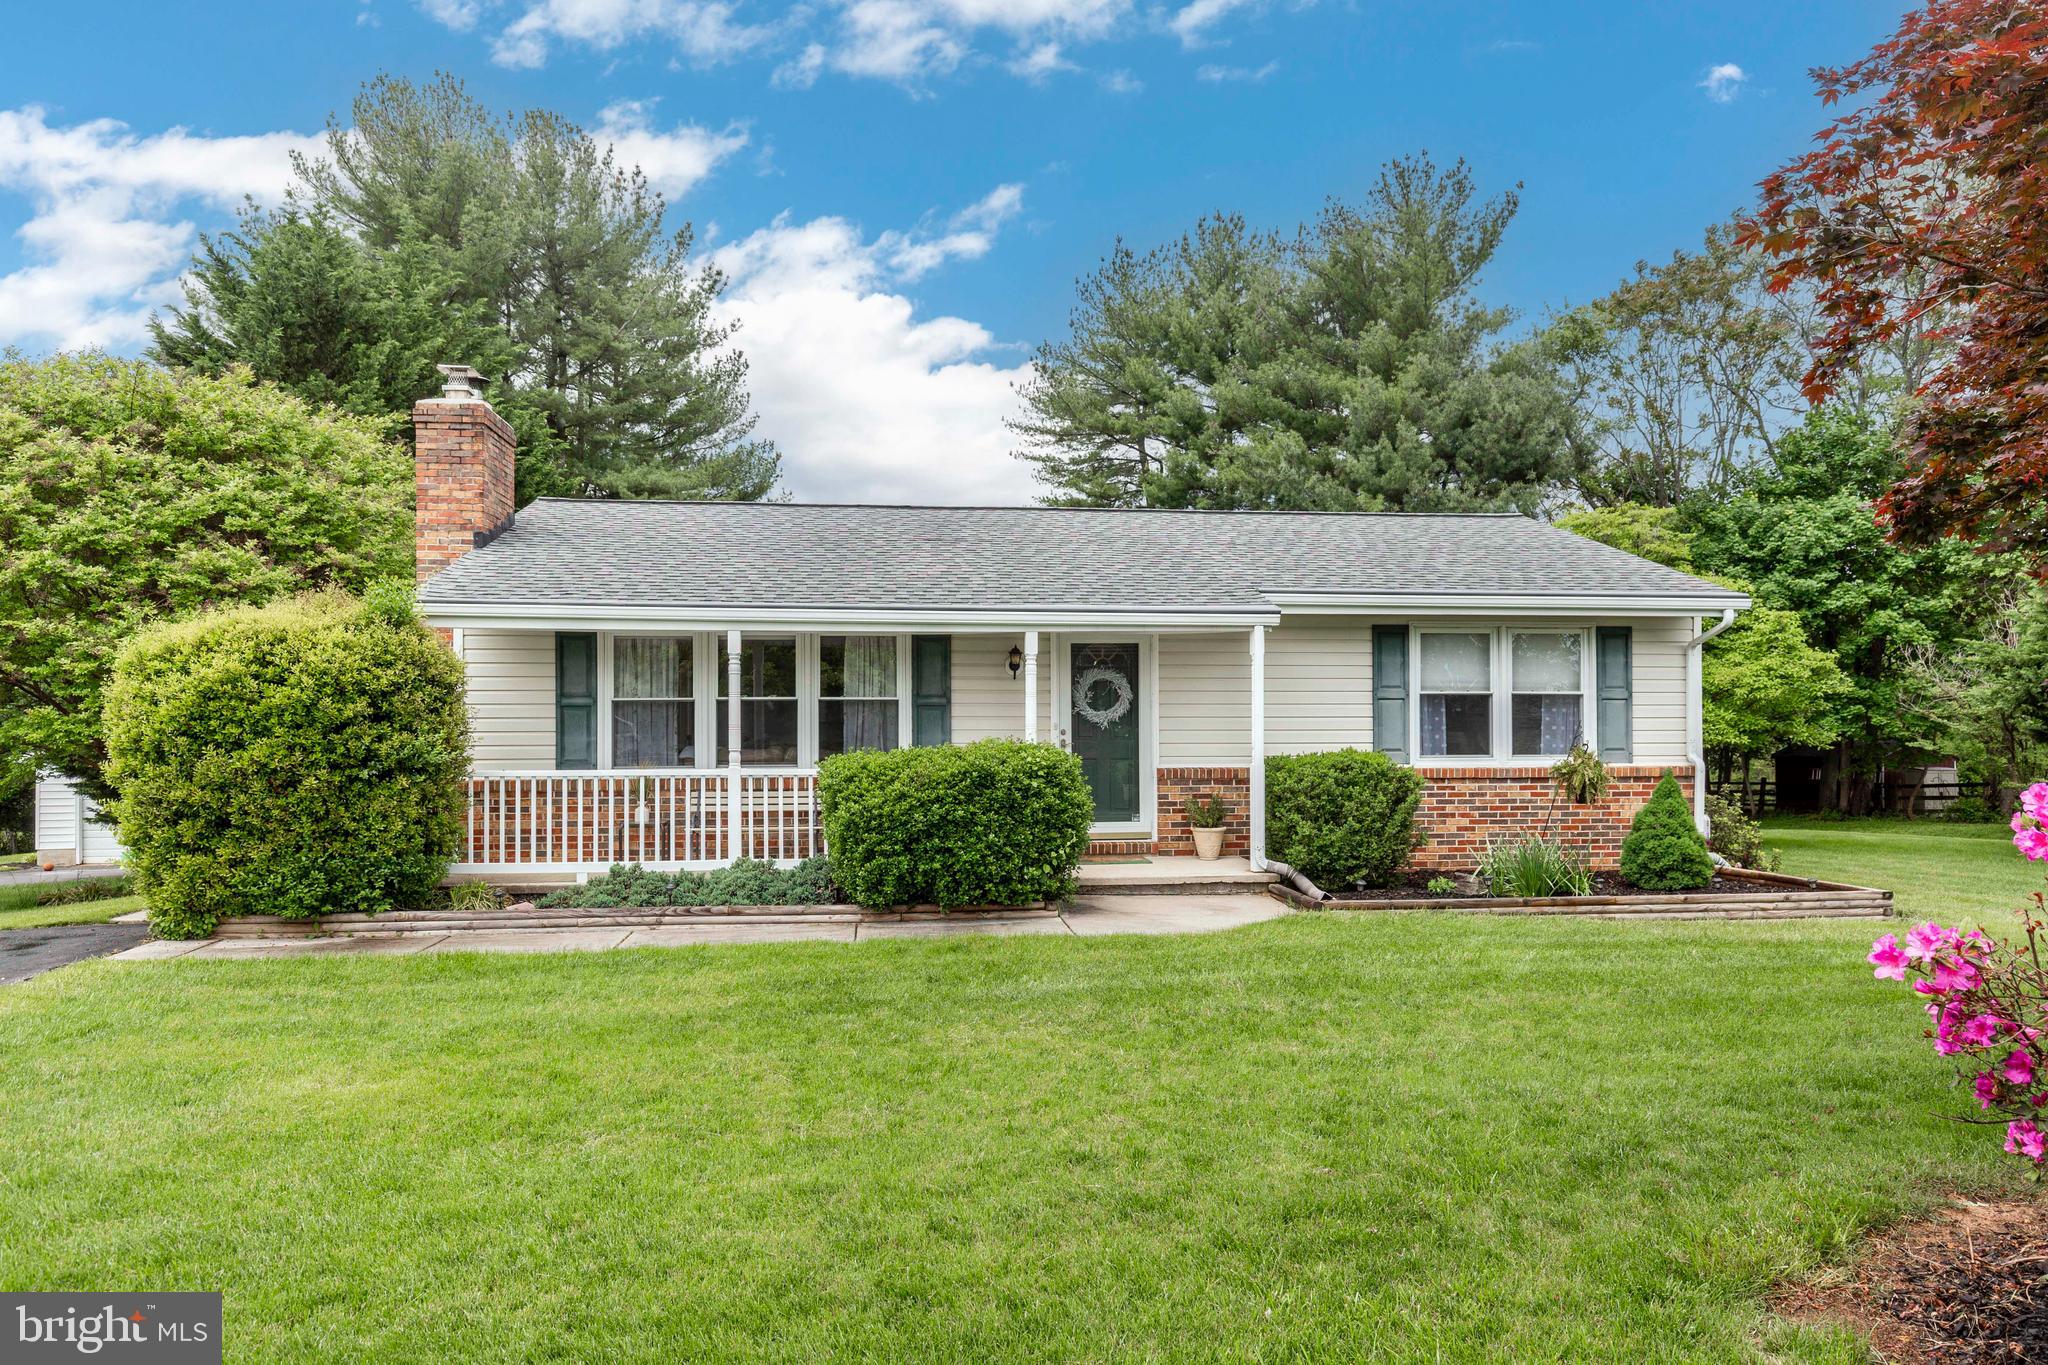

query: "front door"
left=1069, top=641, right=1142, bottom=825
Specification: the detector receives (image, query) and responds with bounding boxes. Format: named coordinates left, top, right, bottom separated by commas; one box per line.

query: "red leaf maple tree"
left=1739, top=1, right=2048, bottom=560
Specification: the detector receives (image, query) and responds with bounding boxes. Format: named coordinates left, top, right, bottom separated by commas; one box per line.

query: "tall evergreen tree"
left=151, top=74, right=777, bottom=504
left=1011, top=155, right=1576, bottom=511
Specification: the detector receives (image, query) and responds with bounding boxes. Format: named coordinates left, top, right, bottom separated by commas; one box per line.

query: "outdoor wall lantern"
left=1007, top=645, right=1024, bottom=679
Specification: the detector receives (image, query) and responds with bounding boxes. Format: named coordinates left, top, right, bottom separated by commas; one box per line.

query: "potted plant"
left=1184, top=793, right=1230, bottom=861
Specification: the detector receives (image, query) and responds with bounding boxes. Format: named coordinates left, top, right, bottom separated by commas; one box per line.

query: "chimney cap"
left=435, top=363, right=488, bottom=400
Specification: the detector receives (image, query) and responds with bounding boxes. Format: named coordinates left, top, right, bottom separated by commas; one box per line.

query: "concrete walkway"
left=108, top=893, right=1291, bottom=961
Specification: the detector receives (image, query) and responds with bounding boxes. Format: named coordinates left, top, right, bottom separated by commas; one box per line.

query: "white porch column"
left=725, top=629, right=743, bottom=768
left=1249, top=624, right=1267, bottom=870
left=1022, top=630, right=1040, bottom=742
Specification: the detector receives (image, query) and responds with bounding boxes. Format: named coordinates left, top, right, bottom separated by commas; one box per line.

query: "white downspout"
left=1249, top=625, right=1267, bottom=871
left=1685, top=607, right=1738, bottom=834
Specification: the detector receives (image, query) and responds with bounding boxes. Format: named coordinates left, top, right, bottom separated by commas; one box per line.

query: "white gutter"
left=1265, top=590, right=1752, bottom=617
left=1685, top=607, right=1739, bottom=834
left=418, top=602, right=1283, bottom=633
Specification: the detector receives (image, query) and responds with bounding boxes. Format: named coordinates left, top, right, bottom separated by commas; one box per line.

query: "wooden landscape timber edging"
left=1267, top=868, right=1894, bottom=921
left=209, top=901, right=1056, bottom=938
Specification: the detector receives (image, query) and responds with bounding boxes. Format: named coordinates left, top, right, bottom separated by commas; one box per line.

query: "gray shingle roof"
left=418, top=500, right=1746, bottom=613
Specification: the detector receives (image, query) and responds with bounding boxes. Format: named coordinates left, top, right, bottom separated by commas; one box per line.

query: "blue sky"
left=0, top=0, right=1900, bottom=501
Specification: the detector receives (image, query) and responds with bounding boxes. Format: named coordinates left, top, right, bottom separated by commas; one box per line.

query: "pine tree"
left=152, top=74, right=777, bottom=505
left=1011, top=155, right=1577, bottom=510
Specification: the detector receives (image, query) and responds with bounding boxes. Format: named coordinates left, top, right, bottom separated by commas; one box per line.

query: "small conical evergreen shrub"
left=1619, top=771, right=1715, bottom=890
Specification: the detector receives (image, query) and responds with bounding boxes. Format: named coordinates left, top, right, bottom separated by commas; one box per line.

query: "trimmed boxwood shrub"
left=1619, top=771, right=1716, bottom=890
left=1265, top=749, right=1425, bottom=889
left=103, top=588, right=469, bottom=938
left=817, top=739, right=1092, bottom=909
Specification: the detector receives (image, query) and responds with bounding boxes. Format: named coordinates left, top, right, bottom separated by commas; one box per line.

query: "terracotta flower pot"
left=1191, top=826, right=1225, bottom=861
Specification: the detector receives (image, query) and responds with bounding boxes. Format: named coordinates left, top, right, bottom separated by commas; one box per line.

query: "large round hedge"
left=817, top=739, right=1092, bottom=909
left=104, top=588, right=470, bottom=938
left=1265, top=749, right=1425, bottom=888
left=1619, top=770, right=1715, bottom=891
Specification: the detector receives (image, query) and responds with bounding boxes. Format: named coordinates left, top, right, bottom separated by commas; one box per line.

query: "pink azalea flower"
left=1933, top=957, right=1982, bottom=994
left=2016, top=826, right=2048, bottom=862
left=2023, top=781, right=2048, bottom=823
left=1914, top=978, right=1947, bottom=997
left=2005, top=1119, right=2046, bottom=1163
left=1961, top=1014, right=2002, bottom=1047
left=2004, top=1050, right=2037, bottom=1086
left=1868, top=934, right=1909, bottom=981
left=1975, top=1073, right=2000, bottom=1109
left=1905, top=923, right=1955, bottom=962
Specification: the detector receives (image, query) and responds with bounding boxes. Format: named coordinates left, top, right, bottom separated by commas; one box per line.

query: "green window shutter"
left=1596, top=626, right=1633, bottom=764
left=556, top=632, right=598, bottom=770
left=1372, top=625, right=1410, bottom=764
left=911, top=635, right=951, bottom=746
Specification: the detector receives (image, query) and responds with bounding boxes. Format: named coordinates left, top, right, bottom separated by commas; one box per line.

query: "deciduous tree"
left=1741, top=0, right=2048, bottom=560
left=0, top=355, right=410, bottom=801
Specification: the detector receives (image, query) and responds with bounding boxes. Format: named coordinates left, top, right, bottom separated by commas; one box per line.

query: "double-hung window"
left=717, top=637, right=799, bottom=766
left=1509, top=632, right=1585, bottom=757
left=819, top=635, right=899, bottom=758
left=611, top=636, right=695, bottom=767
left=1418, top=631, right=1493, bottom=759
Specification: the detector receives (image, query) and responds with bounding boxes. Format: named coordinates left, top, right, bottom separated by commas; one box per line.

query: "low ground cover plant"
left=1264, top=749, right=1424, bottom=888
left=818, top=740, right=1091, bottom=908
left=1867, top=783, right=2048, bottom=1165
left=539, top=858, right=835, bottom=909
left=1620, top=771, right=1716, bottom=890
left=103, top=589, right=469, bottom=938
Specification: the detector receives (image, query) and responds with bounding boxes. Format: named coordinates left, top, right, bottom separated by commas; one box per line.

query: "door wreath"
left=1072, top=665, right=1134, bottom=730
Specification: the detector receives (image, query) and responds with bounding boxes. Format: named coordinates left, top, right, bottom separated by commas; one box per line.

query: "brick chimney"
left=413, top=364, right=517, bottom=582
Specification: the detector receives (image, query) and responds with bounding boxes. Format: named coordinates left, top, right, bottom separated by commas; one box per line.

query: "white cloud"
left=1007, top=40, right=1075, bottom=82
left=0, top=106, right=321, bottom=349
left=451, top=0, right=772, bottom=70
left=1168, top=0, right=1247, bottom=46
left=421, top=0, right=1148, bottom=87
left=1098, top=68, right=1144, bottom=93
left=1195, top=58, right=1277, bottom=82
left=709, top=191, right=1038, bottom=504
left=951, top=182, right=1024, bottom=232
left=592, top=100, right=750, bottom=197
left=1699, top=62, right=1746, bottom=103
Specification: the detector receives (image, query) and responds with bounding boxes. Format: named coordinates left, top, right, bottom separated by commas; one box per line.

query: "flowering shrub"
left=1868, top=782, right=2048, bottom=1163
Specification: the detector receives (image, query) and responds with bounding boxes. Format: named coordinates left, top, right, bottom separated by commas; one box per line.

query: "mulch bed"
left=1772, top=1198, right=2048, bottom=1362
left=1329, top=871, right=1760, bottom=902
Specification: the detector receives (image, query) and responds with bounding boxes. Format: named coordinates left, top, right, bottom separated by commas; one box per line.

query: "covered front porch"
left=439, top=617, right=1278, bottom=878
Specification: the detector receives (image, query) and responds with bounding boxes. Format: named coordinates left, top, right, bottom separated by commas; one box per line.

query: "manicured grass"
left=0, top=893, right=145, bottom=930
left=0, top=916, right=2021, bottom=1362
left=0, top=849, right=34, bottom=867
left=1763, top=816, right=2038, bottom=922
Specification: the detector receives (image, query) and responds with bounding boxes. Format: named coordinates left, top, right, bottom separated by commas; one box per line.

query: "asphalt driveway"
left=1, top=923, right=153, bottom=985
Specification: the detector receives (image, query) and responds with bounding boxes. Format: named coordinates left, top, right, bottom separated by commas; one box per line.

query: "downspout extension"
left=1685, top=608, right=1739, bottom=834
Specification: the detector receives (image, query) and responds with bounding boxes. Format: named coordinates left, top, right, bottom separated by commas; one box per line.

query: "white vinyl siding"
left=33, top=773, right=124, bottom=865
left=1630, top=616, right=1691, bottom=763
left=463, top=630, right=555, bottom=770
left=1157, top=634, right=1250, bottom=765
left=951, top=634, right=1056, bottom=743
left=1266, top=618, right=1372, bottom=755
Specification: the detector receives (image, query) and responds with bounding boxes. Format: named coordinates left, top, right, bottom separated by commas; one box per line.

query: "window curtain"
left=823, top=635, right=897, bottom=757
left=613, top=636, right=692, bottom=767
left=1510, top=634, right=1582, bottom=756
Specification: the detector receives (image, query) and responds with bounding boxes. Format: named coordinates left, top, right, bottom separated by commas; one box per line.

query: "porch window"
left=611, top=636, right=694, bottom=767
left=718, top=637, right=799, bottom=765
left=1418, top=631, right=1492, bottom=758
left=1510, top=631, right=1584, bottom=757
left=819, top=635, right=899, bottom=758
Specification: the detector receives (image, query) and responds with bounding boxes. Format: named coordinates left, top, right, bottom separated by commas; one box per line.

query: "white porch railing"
left=453, top=769, right=823, bottom=874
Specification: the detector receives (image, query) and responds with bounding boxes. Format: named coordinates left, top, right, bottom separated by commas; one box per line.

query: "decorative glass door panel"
left=1069, top=642, right=1141, bottom=824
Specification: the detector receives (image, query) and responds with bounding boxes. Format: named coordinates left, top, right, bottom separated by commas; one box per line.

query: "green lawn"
left=1763, top=816, right=2037, bottom=922
left=0, top=914, right=2022, bottom=1362
left=0, top=849, right=34, bottom=867
left=0, top=893, right=145, bottom=930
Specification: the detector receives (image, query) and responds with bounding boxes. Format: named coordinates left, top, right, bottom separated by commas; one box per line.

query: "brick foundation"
left=1155, top=766, right=1252, bottom=857
left=1409, top=765, right=1693, bottom=871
